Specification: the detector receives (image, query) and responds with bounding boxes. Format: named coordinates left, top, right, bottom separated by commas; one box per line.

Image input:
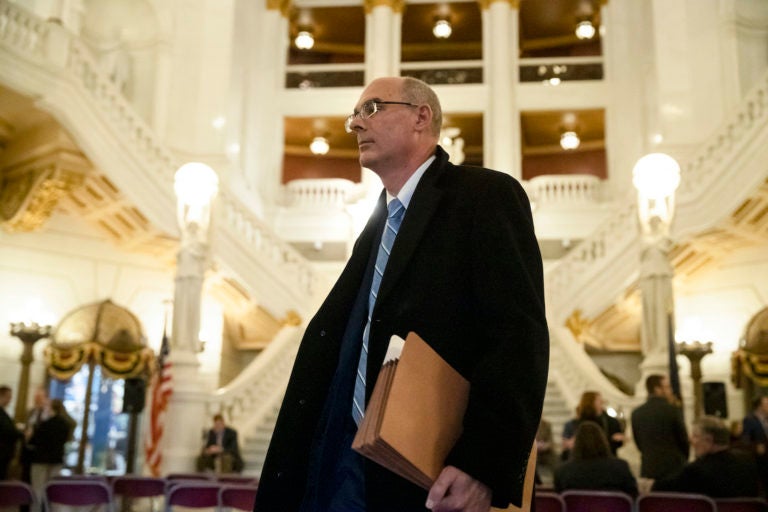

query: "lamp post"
left=676, top=341, right=713, bottom=419
left=163, top=162, right=219, bottom=473
left=10, top=321, right=52, bottom=424
left=632, top=153, right=681, bottom=389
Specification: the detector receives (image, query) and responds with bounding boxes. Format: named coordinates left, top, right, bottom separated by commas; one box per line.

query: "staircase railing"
left=204, top=324, right=302, bottom=442
left=0, top=0, right=319, bottom=316
left=545, top=68, right=768, bottom=327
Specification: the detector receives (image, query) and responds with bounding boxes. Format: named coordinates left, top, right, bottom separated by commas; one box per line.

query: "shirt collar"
left=386, top=154, right=436, bottom=209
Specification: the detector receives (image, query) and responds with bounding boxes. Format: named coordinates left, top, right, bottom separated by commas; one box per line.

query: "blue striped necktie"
left=352, top=198, right=405, bottom=425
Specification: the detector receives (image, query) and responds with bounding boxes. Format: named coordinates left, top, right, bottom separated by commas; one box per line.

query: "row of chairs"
left=0, top=474, right=259, bottom=512
left=537, top=490, right=768, bottom=512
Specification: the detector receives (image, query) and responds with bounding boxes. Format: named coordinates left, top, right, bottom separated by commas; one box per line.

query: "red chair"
left=534, top=491, right=565, bottom=512
left=44, top=480, right=114, bottom=512
left=216, top=474, right=259, bottom=486
left=0, top=481, right=37, bottom=509
left=637, top=492, right=717, bottom=512
left=218, top=484, right=259, bottom=511
left=112, top=476, right=166, bottom=512
left=165, top=483, right=221, bottom=512
left=716, top=497, right=768, bottom=512
left=561, top=490, right=634, bottom=512
left=166, top=472, right=214, bottom=481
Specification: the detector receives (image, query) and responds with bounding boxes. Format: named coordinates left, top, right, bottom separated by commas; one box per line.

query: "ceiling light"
left=433, top=19, right=452, bottom=39
left=295, top=30, right=314, bottom=50
left=309, top=136, right=329, bottom=155
left=575, top=19, right=596, bottom=40
left=560, top=131, right=580, bottom=150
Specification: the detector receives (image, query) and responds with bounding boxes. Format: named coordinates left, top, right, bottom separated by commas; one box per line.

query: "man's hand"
left=425, top=465, right=492, bottom=512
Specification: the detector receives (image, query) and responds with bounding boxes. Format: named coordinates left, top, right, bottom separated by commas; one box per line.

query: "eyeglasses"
left=344, top=100, right=417, bottom=133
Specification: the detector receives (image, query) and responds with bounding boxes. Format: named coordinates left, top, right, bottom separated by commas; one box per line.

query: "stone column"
left=479, top=0, right=520, bottom=178
left=364, top=0, right=403, bottom=82
left=163, top=163, right=219, bottom=473
left=236, top=0, right=289, bottom=211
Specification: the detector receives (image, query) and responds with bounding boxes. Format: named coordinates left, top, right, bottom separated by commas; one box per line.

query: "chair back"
left=166, top=483, right=221, bottom=512
left=50, top=474, right=109, bottom=482
left=561, top=490, right=634, bottom=512
left=218, top=485, right=259, bottom=511
left=216, top=474, right=259, bottom=486
left=715, top=498, right=768, bottom=512
left=0, top=481, right=37, bottom=508
left=637, top=492, right=717, bottom=512
left=113, top=476, right=166, bottom=498
left=166, top=472, right=213, bottom=481
left=534, top=491, right=565, bottom=512
left=44, top=480, right=114, bottom=512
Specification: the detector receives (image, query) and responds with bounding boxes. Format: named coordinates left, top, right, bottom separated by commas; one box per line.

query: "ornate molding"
left=477, top=0, right=519, bottom=11
left=0, top=151, right=88, bottom=232
left=364, top=0, right=405, bottom=14
left=266, top=0, right=291, bottom=17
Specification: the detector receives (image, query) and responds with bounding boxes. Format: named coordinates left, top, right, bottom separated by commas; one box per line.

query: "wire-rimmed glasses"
left=344, top=100, right=417, bottom=133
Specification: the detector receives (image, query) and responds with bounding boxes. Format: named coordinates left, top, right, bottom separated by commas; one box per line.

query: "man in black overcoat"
left=631, top=374, right=689, bottom=480
left=255, top=76, right=549, bottom=512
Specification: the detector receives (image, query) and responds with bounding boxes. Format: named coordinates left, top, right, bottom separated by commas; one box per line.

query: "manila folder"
left=352, top=331, right=470, bottom=489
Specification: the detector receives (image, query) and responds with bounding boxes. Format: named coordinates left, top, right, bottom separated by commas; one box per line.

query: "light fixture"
left=295, top=29, right=314, bottom=50
left=433, top=18, right=452, bottom=39
left=310, top=136, right=330, bottom=155
left=575, top=19, right=596, bottom=40
left=632, top=153, right=681, bottom=199
left=560, top=131, right=580, bottom=150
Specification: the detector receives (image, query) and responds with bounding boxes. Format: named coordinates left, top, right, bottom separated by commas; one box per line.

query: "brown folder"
left=352, top=331, right=470, bottom=489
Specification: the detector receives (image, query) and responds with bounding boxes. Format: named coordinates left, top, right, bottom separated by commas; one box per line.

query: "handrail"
left=527, top=174, right=601, bottom=206
left=204, top=324, right=302, bottom=441
left=0, top=0, right=319, bottom=315
left=545, top=68, right=768, bottom=324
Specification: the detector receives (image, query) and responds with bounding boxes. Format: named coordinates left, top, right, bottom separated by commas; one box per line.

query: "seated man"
left=652, top=415, right=759, bottom=498
left=196, top=414, right=244, bottom=473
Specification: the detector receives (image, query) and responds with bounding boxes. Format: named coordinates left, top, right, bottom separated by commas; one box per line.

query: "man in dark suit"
left=631, top=374, right=689, bottom=481
left=741, top=395, right=768, bottom=494
left=197, top=414, right=243, bottom=473
left=653, top=415, right=759, bottom=497
left=0, top=385, right=22, bottom=480
left=255, top=77, right=549, bottom=511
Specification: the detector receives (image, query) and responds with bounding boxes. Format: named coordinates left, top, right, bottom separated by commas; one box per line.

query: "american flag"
left=144, top=328, right=172, bottom=476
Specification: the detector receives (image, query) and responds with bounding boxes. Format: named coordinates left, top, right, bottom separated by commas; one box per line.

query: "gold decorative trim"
left=477, top=0, right=519, bottom=10
left=267, top=0, right=291, bottom=17
left=1, top=155, right=86, bottom=232
left=364, top=0, right=405, bottom=14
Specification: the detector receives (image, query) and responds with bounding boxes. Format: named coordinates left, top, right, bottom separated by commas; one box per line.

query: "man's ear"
left=414, top=104, right=433, bottom=132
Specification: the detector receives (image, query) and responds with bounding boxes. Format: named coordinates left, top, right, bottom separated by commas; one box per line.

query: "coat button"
left=320, top=330, right=326, bottom=336
left=299, top=399, right=306, bottom=406
left=277, top=471, right=283, bottom=479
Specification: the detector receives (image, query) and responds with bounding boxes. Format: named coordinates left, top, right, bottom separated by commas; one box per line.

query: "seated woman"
left=555, top=421, right=638, bottom=497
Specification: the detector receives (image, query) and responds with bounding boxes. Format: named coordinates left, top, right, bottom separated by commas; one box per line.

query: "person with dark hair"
left=741, top=395, right=768, bottom=494
left=653, top=415, right=760, bottom=497
left=631, top=374, right=689, bottom=480
left=0, top=385, right=22, bottom=480
left=561, top=391, right=624, bottom=460
left=196, top=413, right=243, bottom=473
left=29, top=398, right=74, bottom=507
left=554, top=422, right=638, bottom=497
left=255, top=76, right=549, bottom=512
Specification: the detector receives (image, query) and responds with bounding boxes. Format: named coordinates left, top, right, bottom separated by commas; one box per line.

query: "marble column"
left=479, top=0, right=520, bottom=179
left=364, top=0, right=403, bottom=82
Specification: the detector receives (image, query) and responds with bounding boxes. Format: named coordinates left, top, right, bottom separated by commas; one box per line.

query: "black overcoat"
left=255, top=147, right=549, bottom=510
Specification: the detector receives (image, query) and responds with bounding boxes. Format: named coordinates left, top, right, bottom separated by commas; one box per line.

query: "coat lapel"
left=374, top=150, right=448, bottom=310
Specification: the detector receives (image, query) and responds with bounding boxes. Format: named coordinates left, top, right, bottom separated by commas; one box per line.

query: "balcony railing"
left=525, top=174, right=602, bottom=207
left=519, top=56, right=604, bottom=83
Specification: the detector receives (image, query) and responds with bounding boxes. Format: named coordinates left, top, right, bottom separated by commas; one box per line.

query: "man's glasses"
left=344, top=100, right=417, bottom=133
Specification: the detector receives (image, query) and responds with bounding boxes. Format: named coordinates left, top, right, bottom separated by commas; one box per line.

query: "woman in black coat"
left=555, top=422, right=638, bottom=497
